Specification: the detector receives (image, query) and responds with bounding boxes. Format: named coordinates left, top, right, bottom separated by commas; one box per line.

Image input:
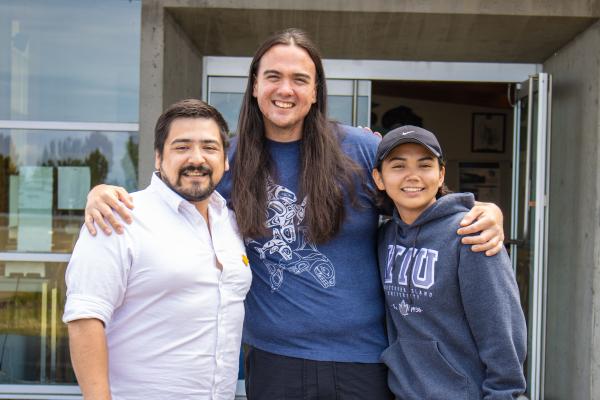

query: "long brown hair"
left=231, top=28, right=362, bottom=243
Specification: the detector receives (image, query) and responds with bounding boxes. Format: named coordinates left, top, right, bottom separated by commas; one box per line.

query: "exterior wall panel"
left=543, top=19, right=600, bottom=400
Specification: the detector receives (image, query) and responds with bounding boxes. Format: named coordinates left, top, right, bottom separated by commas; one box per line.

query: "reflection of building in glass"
left=10, top=20, right=28, bottom=118
left=0, top=1, right=142, bottom=393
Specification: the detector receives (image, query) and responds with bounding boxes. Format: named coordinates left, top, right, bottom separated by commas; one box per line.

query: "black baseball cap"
left=375, top=125, right=443, bottom=167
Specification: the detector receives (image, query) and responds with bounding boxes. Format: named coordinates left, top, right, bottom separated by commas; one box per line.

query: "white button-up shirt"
left=63, top=174, right=252, bottom=400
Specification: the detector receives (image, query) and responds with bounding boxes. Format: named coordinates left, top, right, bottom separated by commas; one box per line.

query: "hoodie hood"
left=388, top=192, right=475, bottom=306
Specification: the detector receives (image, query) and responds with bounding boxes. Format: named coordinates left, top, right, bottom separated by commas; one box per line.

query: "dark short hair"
left=154, top=99, right=229, bottom=154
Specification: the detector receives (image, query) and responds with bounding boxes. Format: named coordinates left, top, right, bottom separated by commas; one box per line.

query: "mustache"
left=179, top=164, right=212, bottom=176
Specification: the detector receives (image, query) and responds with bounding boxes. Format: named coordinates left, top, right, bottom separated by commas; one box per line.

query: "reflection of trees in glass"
left=86, top=149, right=109, bottom=187
left=0, top=133, right=11, bottom=154
left=42, top=132, right=110, bottom=187
left=127, top=136, right=138, bottom=178
left=41, top=132, right=113, bottom=172
left=0, top=281, right=76, bottom=384
left=0, top=292, right=41, bottom=335
left=122, top=136, right=138, bottom=191
left=0, top=154, right=18, bottom=213
left=43, top=150, right=108, bottom=187
left=0, top=134, right=19, bottom=212
left=43, top=150, right=108, bottom=214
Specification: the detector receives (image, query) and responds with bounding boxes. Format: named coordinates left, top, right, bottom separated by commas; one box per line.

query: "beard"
left=159, top=164, right=216, bottom=202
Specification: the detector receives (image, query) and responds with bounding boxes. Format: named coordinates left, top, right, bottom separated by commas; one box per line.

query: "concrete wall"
left=163, top=9, right=202, bottom=109
left=138, top=0, right=203, bottom=188
left=152, top=0, right=600, bottom=17
left=138, top=1, right=164, bottom=187
left=543, top=20, right=600, bottom=400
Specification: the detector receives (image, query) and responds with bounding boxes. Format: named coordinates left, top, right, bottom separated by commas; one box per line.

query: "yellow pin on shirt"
left=242, top=254, right=249, bottom=267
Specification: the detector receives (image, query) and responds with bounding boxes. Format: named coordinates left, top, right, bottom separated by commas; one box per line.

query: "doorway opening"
left=371, top=80, right=513, bottom=234
left=370, top=77, right=551, bottom=400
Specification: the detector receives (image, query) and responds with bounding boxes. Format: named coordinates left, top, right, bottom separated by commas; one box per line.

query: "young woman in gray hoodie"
left=372, top=125, right=527, bottom=400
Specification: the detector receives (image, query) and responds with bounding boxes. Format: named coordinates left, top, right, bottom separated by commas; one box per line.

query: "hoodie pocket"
left=381, top=339, right=469, bottom=400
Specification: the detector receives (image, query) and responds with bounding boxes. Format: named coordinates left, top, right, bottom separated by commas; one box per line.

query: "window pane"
left=357, top=96, right=369, bottom=127
left=210, top=93, right=243, bottom=134
left=0, top=129, right=139, bottom=253
left=328, top=95, right=353, bottom=125
left=0, top=0, right=141, bottom=122
left=0, top=260, right=74, bottom=384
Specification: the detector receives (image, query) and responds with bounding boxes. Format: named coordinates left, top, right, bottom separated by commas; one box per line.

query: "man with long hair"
left=84, top=29, right=504, bottom=399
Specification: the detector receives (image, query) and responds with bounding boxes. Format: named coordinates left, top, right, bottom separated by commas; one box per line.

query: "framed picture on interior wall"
left=471, top=113, right=506, bottom=153
left=459, top=162, right=501, bottom=204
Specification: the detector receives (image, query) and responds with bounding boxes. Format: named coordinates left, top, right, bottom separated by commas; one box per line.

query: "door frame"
left=510, top=74, right=552, bottom=400
left=203, top=57, right=541, bottom=83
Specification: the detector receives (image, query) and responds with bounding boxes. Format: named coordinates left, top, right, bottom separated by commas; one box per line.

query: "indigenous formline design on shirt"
left=246, top=178, right=336, bottom=292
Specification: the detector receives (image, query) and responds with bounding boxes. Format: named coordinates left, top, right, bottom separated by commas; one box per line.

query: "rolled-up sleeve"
left=63, top=226, right=132, bottom=325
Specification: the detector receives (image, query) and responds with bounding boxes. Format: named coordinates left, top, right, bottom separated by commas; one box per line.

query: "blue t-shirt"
left=217, top=125, right=387, bottom=362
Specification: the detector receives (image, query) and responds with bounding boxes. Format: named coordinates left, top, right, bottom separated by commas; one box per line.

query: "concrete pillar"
left=138, top=0, right=165, bottom=187
left=138, top=0, right=203, bottom=188
left=163, top=9, right=203, bottom=109
left=543, top=20, right=600, bottom=400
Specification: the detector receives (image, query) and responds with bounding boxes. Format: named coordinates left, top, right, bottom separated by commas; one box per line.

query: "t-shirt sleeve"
left=458, top=245, right=527, bottom=399
left=62, top=226, right=133, bottom=325
left=338, top=124, right=381, bottom=207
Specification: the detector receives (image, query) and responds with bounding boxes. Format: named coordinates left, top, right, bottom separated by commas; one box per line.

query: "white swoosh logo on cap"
left=403, top=131, right=414, bottom=135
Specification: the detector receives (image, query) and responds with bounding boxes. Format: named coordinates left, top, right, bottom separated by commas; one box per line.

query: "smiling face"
left=372, top=143, right=445, bottom=224
left=155, top=117, right=229, bottom=207
left=252, top=44, right=317, bottom=142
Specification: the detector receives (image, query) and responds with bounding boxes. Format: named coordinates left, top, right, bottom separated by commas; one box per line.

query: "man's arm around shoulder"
left=68, top=318, right=111, bottom=400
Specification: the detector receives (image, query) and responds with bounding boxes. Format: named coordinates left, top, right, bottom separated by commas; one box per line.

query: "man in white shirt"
left=63, top=99, right=252, bottom=400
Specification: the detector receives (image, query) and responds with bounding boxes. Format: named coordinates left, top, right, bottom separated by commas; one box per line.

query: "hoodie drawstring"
left=391, top=221, right=422, bottom=307
left=405, top=226, right=422, bottom=306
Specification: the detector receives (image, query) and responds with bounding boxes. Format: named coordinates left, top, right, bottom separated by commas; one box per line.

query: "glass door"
left=509, top=73, right=551, bottom=400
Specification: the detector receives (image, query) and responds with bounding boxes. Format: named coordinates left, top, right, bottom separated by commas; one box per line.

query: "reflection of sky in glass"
left=210, top=93, right=243, bottom=134
left=0, top=129, right=138, bottom=191
left=357, top=96, right=369, bottom=127
left=328, top=96, right=353, bottom=125
left=0, top=0, right=141, bottom=123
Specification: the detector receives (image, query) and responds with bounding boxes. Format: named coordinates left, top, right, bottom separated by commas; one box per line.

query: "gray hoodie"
left=377, top=193, right=527, bottom=400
